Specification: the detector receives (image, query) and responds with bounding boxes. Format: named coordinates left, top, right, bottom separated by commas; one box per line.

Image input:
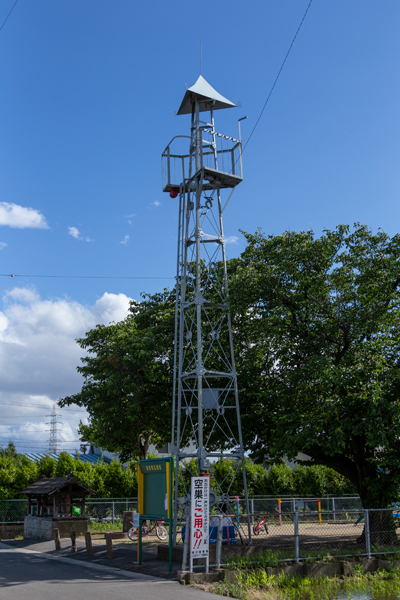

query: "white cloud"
left=225, top=235, right=239, bottom=245
left=92, top=292, right=131, bottom=324
left=151, top=200, right=161, bottom=208
left=0, top=313, right=8, bottom=333
left=68, top=226, right=80, bottom=239
left=0, top=202, right=49, bottom=229
left=0, top=242, right=7, bottom=250
left=120, top=235, right=129, bottom=246
left=124, top=214, right=137, bottom=226
left=4, top=287, right=40, bottom=303
left=68, top=226, right=93, bottom=242
left=0, top=288, right=132, bottom=453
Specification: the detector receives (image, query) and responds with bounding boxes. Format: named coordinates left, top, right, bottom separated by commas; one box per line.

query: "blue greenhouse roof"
left=24, top=452, right=112, bottom=465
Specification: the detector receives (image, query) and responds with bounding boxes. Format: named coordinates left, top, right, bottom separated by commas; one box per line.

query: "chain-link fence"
left=212, top=507, right=400, bottom=564
left=0, top=497, right=138, bottom=524
left=0, top=499, right=28, bottom=523
left=85, top=499, right=137, bottom=523
left=232, top=496, right=362, bottom=525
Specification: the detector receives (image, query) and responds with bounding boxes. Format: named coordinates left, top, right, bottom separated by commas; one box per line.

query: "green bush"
left=0, top=442, right=355, bottom=501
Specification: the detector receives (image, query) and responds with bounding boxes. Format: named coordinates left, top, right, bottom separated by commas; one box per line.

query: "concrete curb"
left=0, top=541, right=170, bottom=582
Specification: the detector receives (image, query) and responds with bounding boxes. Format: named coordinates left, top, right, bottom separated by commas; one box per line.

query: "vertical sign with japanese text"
left=190, top=476, right=209, bottom=565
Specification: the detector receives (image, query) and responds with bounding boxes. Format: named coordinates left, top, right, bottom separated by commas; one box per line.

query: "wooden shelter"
left=19, top=472, right=95, bottom=518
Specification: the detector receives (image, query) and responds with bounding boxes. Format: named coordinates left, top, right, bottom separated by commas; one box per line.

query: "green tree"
left=231, top=224, right=400, bottom=518
left=58, top=290, right=176, bottom=461
left=0, top=442, right=38, bottom=499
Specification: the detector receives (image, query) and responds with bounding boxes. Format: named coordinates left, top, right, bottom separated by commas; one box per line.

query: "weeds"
left=219, top=568, right=400, bottom=600
left=88, top=519, right=122, bottom=532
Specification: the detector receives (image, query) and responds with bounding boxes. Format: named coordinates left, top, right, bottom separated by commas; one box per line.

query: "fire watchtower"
left=162, top=75, right=250, bottom=544
left=162, top=76, right=243, bottom=193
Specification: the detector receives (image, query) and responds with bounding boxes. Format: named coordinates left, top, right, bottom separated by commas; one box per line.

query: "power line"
left=0, top=273, right=174, bottom=280
left=0, top=436, right=80, bottom=442
left=0, top=429, right=74, bottom=432
left=0, top=400, right=86, bottom=412
left=0, top=415, right=87, bottom=421
left=243, top=0, right=314, bottom=153
left=0, top=0, right=19, bottom=34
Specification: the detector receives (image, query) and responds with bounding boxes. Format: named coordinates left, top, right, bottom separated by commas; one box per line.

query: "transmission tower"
left=162, top=76, right=250, bottom=543
left=46, top=404, right=61, bottom=454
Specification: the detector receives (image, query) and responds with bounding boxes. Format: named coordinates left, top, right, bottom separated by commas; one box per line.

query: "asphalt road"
left=0, top=544, right=209, bottom=600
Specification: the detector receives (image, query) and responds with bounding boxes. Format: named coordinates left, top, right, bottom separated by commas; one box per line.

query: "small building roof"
left=18, top=472, right=95, bottom=497
left=177, top=75, right=236, bottom=115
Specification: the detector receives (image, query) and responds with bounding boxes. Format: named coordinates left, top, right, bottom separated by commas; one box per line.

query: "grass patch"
left=226, top=545, right=373, bottom=570
left=88, top=519, right=122, bottom=532
left=210, top=565, right=400, bottom=599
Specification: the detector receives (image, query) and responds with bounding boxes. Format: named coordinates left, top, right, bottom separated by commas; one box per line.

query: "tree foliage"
left=0, top=443, right=353, bottom=501
left=58, top=290, right=176, bottom=461
left=179, top=457, right=354, bottom=498
left=0, top=443, right=138, bottom=499
left=230, top=224, right=400, bottom=509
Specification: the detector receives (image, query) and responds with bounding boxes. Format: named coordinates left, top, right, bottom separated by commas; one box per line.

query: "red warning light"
left=170, top=187, right=179, bottom=199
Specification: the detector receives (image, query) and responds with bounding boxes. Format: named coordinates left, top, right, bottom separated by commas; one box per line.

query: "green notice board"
left=137, top=456, right=174, bottom=572
left=138, top=457, right=172, bottom=519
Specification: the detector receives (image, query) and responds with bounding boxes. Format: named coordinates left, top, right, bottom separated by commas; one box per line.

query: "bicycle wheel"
left=128, top=527, right=138, bottom=541
left=253, top=524, right=260, bottom=536
left=264, top=523, right=269, bottom=535
left=128, top=525, right=149, bottom=541
left=156, top=525, right=168, bottom=541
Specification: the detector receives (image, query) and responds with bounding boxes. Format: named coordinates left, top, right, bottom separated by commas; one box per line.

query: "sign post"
left=137, top=457, right=173, bottom=572
left=190, top=476, right=209, bottom=573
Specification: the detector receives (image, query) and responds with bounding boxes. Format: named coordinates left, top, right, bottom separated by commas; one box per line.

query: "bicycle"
left=252, top=517, right=269, bottom=536
left=128, top=520, right=168, bottom=541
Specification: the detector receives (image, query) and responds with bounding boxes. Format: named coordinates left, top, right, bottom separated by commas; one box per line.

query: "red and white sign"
left=190, top=476, right=209, bottom=561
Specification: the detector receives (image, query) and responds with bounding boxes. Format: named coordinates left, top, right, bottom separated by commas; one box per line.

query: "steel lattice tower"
left=46, top=403, right=61, bottom=454
left=162, top=76, right=250, bottom=542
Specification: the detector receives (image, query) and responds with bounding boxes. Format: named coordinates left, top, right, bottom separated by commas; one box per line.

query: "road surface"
left=0, top=543, right=209, bottom=600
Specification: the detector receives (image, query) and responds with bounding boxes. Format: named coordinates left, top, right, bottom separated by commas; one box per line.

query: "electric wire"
left=205, top=0, right=314, bottom=206
left=0, top=400, right=86, bottom=411
left=243, top=0, right=314, bottom=153
left=0, top=273, right=174, bottom=280
left=0, top=415, right=87, bottom=421
left=0, top=0, right=19, bottom=34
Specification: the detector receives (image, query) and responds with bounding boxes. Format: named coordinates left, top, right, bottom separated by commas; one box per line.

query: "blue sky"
left=0, top=0, right=399, bottom=453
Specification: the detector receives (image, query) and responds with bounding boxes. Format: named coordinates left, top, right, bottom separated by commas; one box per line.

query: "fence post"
left=216, top=515, right=223, bottom=569
left=292, top=498, right=296, bottom=514
left=364, top=509, right=371, bottom=559
left=332, top=498, right=336, bottom=522
left=294, top=511, right=299, bottom=564
left=54, top=528, right=61, bottom=551
left=182, top=514, right=190, bottom=572
left=105, top=532, right=113, bottom=559
left=85, top=531, right=94, bottom=556
left=112, top=502, right=115, bottom=525
left=250, top=499, right=254, bottom=525
left=70, top=530, right=76, bottom=553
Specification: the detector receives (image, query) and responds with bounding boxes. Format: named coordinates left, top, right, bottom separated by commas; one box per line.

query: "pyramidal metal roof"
left=177, top=75, right=236, bottom=115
